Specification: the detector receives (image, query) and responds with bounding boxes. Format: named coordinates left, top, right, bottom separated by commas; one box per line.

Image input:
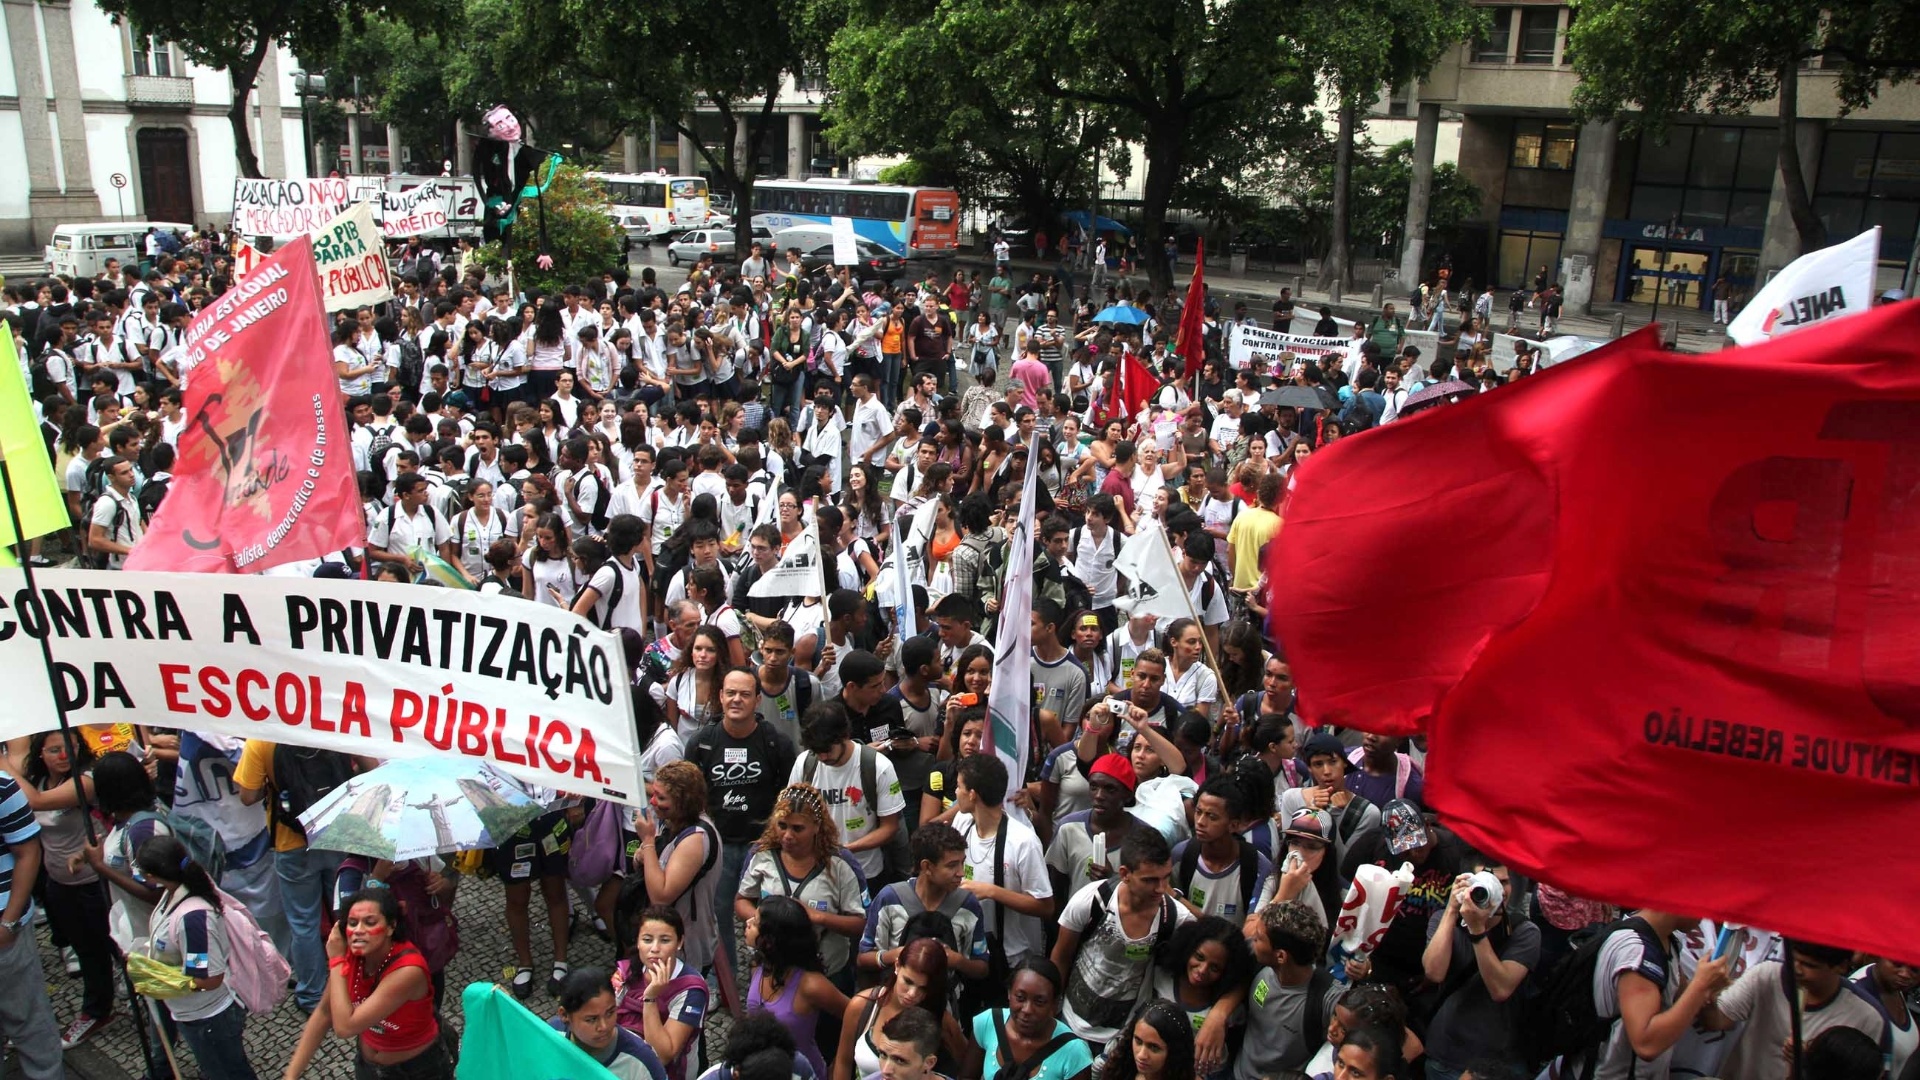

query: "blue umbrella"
left=1061, top=210, right=1133, bottom=237
left=1093, top=305, right=1151, bottom=327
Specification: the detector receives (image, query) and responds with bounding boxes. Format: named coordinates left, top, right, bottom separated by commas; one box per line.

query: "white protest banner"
left=1727, top=226, right=1880, bottom=345
left=232, top=177, right=354, bottom=238
left=1402, top=329, right=1441, bottom=362
left=1228, top=324, right=1350, bottom=368
left=378, top=182, right=453, bottom=236
left=313, top=203, right=395, bottom=311
left=1489, top=333, right=1528, bottom=373
left=0, top=568, right=642, bottom=803
left=1113, top=522, right=1192, bottom=621
left=749, top=522, right=825, bottom=598
left=831, top=217, right=860, bottom=267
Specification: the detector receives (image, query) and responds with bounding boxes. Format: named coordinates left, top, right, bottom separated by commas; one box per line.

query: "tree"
left=825, top=0, right=1119, bottom=237
left=98, top=0, right=452, bottom=178
left=468, top=165, right=621, bottom=294
left=1569, top=0, right=1919, bottom=259
left=536, top=0, right=834, bottom=258
left=1259, top=137, right=1479, bottom=261
left=1303, top=0, right=1484, bottom=290
left=1015, top=0, right=1319, bottom=298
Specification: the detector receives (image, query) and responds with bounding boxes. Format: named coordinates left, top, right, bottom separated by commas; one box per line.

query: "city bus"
left=750, top=179, right=959, bottom=259
left=588, top=172, right=713, bottom=242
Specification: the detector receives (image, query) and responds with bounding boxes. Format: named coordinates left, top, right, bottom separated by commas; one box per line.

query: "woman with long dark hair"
left=522, top=512, right=578, bottom=608
left=135, top=836, right=260, bottom=1080
left=743, top=895, right=848, bottom=1080
left=1149, top=917, right=1255, bottom=1080
left=1099, top=999, right=1197, bottom=1080
left=527, top=301, right=570, bottom=402
left=832, top=937, right=964, bottom=1080
left=284, top=886, right=451, bottom=1080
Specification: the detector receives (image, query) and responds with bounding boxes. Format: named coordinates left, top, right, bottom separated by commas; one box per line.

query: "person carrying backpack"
left=134, top=834, right=265, bottom=1080
left=234, top=740, right=358, bottom=1014
left=1049, top=827, right=1193, bottom=1045
left=1420, top=858, right=1541, bottom=1080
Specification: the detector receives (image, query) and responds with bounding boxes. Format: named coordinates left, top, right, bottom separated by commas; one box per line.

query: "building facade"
left=1414, top=0, right=1920, bottom=313
left=0, top=0, right=306, bottom=250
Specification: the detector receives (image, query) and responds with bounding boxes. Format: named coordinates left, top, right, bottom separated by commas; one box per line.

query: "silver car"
left=665, top=226, right=775, bottom=267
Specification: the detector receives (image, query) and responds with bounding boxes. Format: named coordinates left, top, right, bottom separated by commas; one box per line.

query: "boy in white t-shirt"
left=951, top=755, right=1052, bottom=969
left=789, top=701, right=905, bottom=881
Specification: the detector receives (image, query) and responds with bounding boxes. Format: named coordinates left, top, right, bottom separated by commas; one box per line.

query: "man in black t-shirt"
left=683, top=666, right=796, bottom=967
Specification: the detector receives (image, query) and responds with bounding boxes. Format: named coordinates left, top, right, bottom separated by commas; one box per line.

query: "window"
left=1629, top=125, right=1776, bottom=229
left=1511, top=120, right=1577, bottom=170
left=131, top=34, right=172, bottom=77
left=1473, top=8, right=1513, bottom=62
left=1516, top=7, right=1560, bottom=64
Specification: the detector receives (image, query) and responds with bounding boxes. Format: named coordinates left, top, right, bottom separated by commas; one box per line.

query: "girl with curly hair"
left=733, top=784, right=867, bottom=988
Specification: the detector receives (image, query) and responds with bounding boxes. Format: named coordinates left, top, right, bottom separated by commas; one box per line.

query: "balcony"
left=123, top=74, right=194, bottom=109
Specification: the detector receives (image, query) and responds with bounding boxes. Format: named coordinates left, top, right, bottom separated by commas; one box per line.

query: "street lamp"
left=290, top=70, right=326, bottom=178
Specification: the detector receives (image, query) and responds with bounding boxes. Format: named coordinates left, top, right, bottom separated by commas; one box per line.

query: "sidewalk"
left=953, top=250, right=1733, bottom=353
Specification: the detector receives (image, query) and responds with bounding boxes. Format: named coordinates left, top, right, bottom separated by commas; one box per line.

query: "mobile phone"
left=953, top=693, right=978, bottom=707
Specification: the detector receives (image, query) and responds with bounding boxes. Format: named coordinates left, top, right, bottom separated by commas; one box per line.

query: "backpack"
left=802, top=742, right=913, bottom=880
left=567, top=799, right=626, bottom=890
left=580, top=467, right=613, bottom=532
left=956, top=813, right=1013, bottom=1018
left=395, top=335, right=426, bottom=391
left=440, top=475, right=477, bottom=518
left=366, top=423, right=399, bottom=482
left=29, top=351, right=64, bottom=401
left=127, top=808, right=228, bottom=882
left=573, top=558, right=630, bottom=631
left=1174, top=838, right=1263, bottom=917
left=84, top=491, right=130, bottom=570
left=160, top=886, right=291, bottom=1016
left=136, top=475, right=170, bottom=525
left=268, top=746, right=357, bottom=840
left=1072, top=877, right=1180, bottom=1027
left=613, top=818, right=722, bottom=946
left=81, top=456, right=112, bottom=506
left=1520, top=916, right=1669, bottom=1076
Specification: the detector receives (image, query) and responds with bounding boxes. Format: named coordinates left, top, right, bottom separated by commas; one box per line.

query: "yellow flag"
left=0, top=326, right=72, bottom=548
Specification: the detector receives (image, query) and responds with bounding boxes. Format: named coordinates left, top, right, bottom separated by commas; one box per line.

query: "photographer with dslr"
left=1419, top=859, right=1540, bottom=1080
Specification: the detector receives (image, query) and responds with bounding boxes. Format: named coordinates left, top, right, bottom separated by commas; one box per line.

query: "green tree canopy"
left=468, top=165, right=621, bottom=294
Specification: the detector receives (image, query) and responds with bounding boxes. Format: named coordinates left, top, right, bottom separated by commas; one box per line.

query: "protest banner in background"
left=231, top=177, right=356, bottom=237
left=378, top=182, right=452, bottom=235
left=749, top=522, right=825, bottom=598
left=127, top=236, right=366, bottom=574
left=1727, top=226, right=1880, bottom=346
left=1227, top=324, right=1350, bottom=368
left=831, top=216, right=860, bottom=266
left=1402, top=329, right=1441, bottom=362
left=0, top=568, right=642, bottom=803
left=312, top=203, right=395, bottom=311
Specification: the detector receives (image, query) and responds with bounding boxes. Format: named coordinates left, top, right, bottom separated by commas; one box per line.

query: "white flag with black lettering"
left=1727, top=227, right=1879, bottom=345
left=748, top=522, right=824, bottom=598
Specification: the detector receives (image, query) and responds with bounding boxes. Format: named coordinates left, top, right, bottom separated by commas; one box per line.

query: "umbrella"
left=299, top=758, right=543, bottom=861
left=1094, top=305, right=1150, bottom=327
left=1397, top=379, right=1475, bottom=417
left=1259, top=386, right=1330, bottom=410
left=1061, top=210, right=1132, bottom=236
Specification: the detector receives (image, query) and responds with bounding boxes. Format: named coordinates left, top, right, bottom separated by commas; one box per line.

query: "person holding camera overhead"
left=1418, top=858, right=1541, bottom=1080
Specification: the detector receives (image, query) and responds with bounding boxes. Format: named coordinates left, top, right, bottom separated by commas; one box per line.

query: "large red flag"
left=128, top=235, right=366, bottom=573
left=1269, top=303, right=1920, bottom=962
left=1171, top=237, right=1207, bottom=378
left=1097, top=347, right=1158, bottom=428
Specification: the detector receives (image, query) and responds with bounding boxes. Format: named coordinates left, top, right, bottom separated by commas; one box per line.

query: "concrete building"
left=0, top=0, right=320, bottom=248
left=627, top=72, right=832, bottom=181
left=1409, top=1, right=1920, bottom=313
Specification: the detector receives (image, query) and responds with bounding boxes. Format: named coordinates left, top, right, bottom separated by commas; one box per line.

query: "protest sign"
left=1227, top=324, right=1349, bottom=368
left=0, top=568, right=642, bottom=803
left=831, top=216, right=860, bottom=266
left=749, top=522, right=825, bottom=598
left=231, top=177, right=355, bottom=237
left=378, top=182, right=453, bottom=236
left=1402, top=329, right=1441, bottom=363
left=312, top=203, right=395, bottom=311
left=1728, top=226, right=1880, bottom=345
left=128, top=236, right=365, bottom=574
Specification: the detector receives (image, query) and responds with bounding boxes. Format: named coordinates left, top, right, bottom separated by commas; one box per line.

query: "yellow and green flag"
left=0, top=326, right=70, bottom=563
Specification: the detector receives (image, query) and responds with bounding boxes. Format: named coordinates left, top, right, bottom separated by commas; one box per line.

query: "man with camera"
left=1420, top=860, right=1541, bottom=1080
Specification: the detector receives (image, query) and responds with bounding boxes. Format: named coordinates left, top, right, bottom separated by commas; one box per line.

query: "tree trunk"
left=1774, top=59, right=1826, bottom=255
left=1319, top=100, right=1357, bottom=291
left=1140, top=115, right=1183, bottom=300
left=225, top=39, right=273, bottom=180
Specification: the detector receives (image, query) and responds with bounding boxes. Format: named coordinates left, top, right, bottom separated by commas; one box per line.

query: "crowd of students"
left=0, top=231, right=1912, bottom=1080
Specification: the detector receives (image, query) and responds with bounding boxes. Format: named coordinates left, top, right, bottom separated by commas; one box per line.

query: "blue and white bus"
left=750, top=179, right=960, bottom=260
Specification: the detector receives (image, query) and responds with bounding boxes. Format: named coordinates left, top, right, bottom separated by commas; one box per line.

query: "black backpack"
left=135, top=475, right=170, bottom=525
left=29, top=351, right=65, bottom=401
left=268, top=746, right=358, bottom=840
left=366, top=423, right=399, bottom=482
left=396, top=335, right=426, bottom=392
left=1520, top=916, right=1669, bottom=1076
left=1174, top=838, right=1263, bottom=917
left=614, top=819, right=720, bottom=950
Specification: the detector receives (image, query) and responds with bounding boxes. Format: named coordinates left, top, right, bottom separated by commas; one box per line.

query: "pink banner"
left=127, top=235, right=366, bottom=573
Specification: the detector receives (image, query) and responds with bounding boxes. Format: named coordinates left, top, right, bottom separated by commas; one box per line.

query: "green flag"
left=0, top=326, right=71, bottom=549
left=458, top=981, right=615, bottom=1080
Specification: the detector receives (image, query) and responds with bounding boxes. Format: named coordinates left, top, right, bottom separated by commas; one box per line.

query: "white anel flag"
left=1727, top=226, right=1880, bottom=346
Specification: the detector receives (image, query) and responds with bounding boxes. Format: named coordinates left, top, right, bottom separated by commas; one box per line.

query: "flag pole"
left=0, top=451, right=94, bottom=837
left=1151, top=520, right=1231, bottom=730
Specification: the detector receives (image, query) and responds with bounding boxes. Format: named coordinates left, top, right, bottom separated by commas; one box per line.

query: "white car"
left=665, top=226, right=775, bottom=266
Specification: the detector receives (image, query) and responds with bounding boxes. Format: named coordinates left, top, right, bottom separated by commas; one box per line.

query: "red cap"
left=1089, top=753, right=1137, bottom=793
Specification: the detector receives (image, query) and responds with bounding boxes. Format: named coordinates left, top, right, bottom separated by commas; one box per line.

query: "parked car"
left=665, top=226, right=775, bottom=266
left=45, top=221, right=193, bottom=278
left=798, top=239, right=904, bottom=279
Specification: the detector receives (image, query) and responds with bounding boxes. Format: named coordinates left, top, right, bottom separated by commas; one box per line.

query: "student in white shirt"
left=951, top=754, right=1054, bottom=969
left=366, top=474, right=452, bottom=576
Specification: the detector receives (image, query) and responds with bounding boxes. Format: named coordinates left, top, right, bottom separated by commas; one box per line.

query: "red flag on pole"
left=1097, top=347, right=1158, bottom=429
left=1267, top=302, right=1920, bottom=962
left=1172, top=237, right=1207, bottom=379
left=127, top=235, right=367, bottom=573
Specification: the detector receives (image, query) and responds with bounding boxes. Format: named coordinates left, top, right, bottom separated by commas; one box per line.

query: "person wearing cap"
left=1421, top=855, right=1542, bottom=1080
left=1347, top=801, right=1470, bottom=995
left=1080, top=690, right=1196, bottom=845
left=1045, top=752, right=1141, bottom=904
left=1277, top=734, right=1381, bottom=871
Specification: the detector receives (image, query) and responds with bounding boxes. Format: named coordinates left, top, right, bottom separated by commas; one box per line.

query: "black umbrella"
left=1397, top=379, right=1475, bottom=417
left=1260, top=386, right=1329, bottom=410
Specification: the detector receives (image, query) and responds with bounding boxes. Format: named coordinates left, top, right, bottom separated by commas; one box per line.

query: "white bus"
left=750, top=179, right=960, bottom=260
left=589, top=172, right=713, bottom=244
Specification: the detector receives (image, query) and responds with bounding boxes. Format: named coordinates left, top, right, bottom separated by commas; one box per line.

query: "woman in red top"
left=282, top=889, right=451, bottom=1080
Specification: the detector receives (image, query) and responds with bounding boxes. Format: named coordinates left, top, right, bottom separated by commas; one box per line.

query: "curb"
left=62, top=1042, right=137, bottom=1080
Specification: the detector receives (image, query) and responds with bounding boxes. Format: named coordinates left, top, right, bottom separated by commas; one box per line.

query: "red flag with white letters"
left=1268, top=303, right=1920, bottom=962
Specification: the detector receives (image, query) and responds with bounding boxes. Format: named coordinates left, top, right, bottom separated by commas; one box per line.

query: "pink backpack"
left=166, top=888, right=292, bottom=1016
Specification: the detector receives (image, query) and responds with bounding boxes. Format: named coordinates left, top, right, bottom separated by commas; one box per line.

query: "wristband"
left=1466, top=930, right=1488, bottom=944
